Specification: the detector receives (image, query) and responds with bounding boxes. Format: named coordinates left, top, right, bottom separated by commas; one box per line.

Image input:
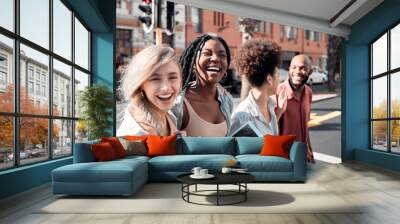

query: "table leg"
left=245, top=183, right=247, bottom=201
left=217, top=184, right=219, bottom=206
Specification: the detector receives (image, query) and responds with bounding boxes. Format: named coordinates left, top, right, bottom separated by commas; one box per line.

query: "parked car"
left=307, top=67, right=328, bottom=85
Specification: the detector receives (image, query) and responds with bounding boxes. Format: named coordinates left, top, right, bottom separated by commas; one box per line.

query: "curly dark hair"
left=234, top=39, right=281, bottom=87
left=179, top=34, right=231, bottom=90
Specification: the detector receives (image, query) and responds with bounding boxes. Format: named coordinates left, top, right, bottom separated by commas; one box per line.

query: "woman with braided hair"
left=172, top=34, right=233, bottom=136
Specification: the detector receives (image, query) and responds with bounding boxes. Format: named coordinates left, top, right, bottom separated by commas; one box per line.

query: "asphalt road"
left=309, top=95, right=342, bottom=158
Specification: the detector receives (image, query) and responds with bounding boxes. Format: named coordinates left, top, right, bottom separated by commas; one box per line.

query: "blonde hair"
left=120, top=45, right=178, bottom=102
left=118, top=45, right=180, bottom=134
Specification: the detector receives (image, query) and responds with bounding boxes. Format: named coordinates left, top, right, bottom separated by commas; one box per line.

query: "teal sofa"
left=52, top=137, right=307, bottom=196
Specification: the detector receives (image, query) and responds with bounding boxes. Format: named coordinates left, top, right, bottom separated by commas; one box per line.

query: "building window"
left=28, top=81, right=34, bottom=94
left=254, top=21, right=271, bottom=35
left=213, top=12, right=225, bottom=27
left=41, top=85, right=46, bottom=97
left=189, top=7, right=202, bottom=33
left=0, top=0, right=91, bottom=170
left=28, top=66, right=34, bottom=80
left=116, top=29, right=133, bottom=58
left=305, top=30, right=320, bottom=42
left=370, top=23, right=400, bottom=154
left=0, top=54, right=7, bottom=87
left=0, top=71, right=7, bottom=86
left=36, top=83, right=40, bottom=95
left=281, top=25, right=297, bottom=40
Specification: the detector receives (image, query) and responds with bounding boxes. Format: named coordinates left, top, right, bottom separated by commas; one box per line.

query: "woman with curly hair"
left=230, top=39, right=287, bottom=136
left=117, top=45, right=181, bottom=136
left=172, top=34, right=233, bottom=136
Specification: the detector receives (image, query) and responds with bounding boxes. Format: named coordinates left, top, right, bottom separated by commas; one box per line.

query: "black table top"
left=177, top=172, right=255, bottom=185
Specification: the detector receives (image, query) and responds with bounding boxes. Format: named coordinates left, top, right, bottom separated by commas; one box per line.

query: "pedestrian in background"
left=276, top=54, right=315, bottom=163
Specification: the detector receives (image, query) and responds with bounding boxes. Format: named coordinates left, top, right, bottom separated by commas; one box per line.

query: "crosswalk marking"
left=308, top=111, right=341, bottom=127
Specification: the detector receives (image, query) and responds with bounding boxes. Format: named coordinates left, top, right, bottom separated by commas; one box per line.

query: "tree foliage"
left=79, top=84, right=113, bottom=140
left=372, top=99, right=400, bottom=141
left=0, top=85, right=59, bottom=150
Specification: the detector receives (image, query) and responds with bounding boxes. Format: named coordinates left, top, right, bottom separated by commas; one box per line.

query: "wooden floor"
left=1, top=161, right=400, bottom=224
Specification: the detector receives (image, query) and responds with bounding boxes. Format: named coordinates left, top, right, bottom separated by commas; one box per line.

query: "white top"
left=117, top=108, right=178, bottom=136
left=229, top=92, right=279, bottom=136
left=117, top=108, right=148, bottom=136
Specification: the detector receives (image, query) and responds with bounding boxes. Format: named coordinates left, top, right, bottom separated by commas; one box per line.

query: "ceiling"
left=173, top=0, right=384, bottom=37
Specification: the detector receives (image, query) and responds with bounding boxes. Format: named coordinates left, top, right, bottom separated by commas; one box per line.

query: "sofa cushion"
left=235, top=137, right=263, bottom=155
left=74, top=140, right=100, bottom=163
left=91, top=142, right=118, bottom=161
left=52, top=158, right=147, bottom=183
left=148, top=154, right=235, bottom=172
left=118, top=138, right=147, bottom=156
left=260, top=135, right=296, bottom=159
left=101, top=137, right=127, bottom=158
left=236, top=155, right=293, bottom=172
left=178, top=137, right=235, bottom=155
left=146, top=135, right=177, bottom=157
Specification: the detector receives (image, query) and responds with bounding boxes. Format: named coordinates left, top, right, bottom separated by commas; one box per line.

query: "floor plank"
left=1, top=161, right=400, bottom=224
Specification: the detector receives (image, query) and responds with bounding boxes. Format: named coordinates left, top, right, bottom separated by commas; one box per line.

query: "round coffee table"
left=177, top=172, right=255, bottom=206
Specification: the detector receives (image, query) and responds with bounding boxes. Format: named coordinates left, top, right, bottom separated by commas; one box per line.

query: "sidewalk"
left=232, top=92, right=339, bottom=108
left=312, top=92, right=339, bottom=102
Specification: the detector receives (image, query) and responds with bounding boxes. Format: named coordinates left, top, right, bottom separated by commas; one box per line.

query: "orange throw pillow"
left=91, top=142, right=117, bottom=162
left=101, top=137, right=126, bottom=158
left=124, top=135, right=148, bottom=141
left=260, top=135, right=297, bottom=159
left=146, top=135, right=177, bottom=157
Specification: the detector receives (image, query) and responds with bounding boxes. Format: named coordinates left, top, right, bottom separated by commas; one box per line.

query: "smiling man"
left=276, top=54, right=315, bottom=163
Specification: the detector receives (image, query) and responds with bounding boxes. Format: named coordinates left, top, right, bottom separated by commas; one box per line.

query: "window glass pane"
left=391, top=24, right=400, bottom=70
left=391, top=72, right=400, bottom=118
left=20, top=117, right=49, bottom=165
left=372, top=76, right=387, bottom=119
left=392, top=120, right=400, bottom=153
left=53, top=0, right=72, bottom=60
left=74, top=18, right=89, bottom=70
left=75, top=120, right=88, bottom=143
left=372, top=33, right=387, bottom=76
left=74, top=69, right=89, bottom=118
left=0, top=116, right=13, bottom=170
left=53, top=59, right=72, bottom=117
left=0, top=0, right=14, bottom=31
left=0, top=35, right=14, bottom=112
left=53, top=119, right=72, bottom=158
left=372, top=121, right=388, bottom=151
left=20, top=44, right=49, bottom=115
left=20, top=0, right=49, bottom=49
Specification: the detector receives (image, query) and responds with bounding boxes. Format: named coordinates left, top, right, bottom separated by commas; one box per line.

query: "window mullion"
left=71, top=10, right=76, bottom=155
left=13, top=0, right=20, bottom=167
left=49, top=0, right=53, bottom=160
left=387, top=29, right=391, bottom=152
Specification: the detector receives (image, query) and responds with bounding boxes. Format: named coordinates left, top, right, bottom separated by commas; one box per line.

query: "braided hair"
left=179, top=34, right=231, bottom=91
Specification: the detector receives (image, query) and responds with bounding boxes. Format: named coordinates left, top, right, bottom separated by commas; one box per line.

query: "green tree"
left=79, top=84, right=113, bottom=140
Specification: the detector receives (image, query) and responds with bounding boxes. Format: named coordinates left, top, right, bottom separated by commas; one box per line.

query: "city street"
left=309, top=95, right=342, bottom=161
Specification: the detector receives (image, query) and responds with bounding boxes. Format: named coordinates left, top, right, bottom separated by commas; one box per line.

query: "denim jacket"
left=171, top=84, right=234, bottom=135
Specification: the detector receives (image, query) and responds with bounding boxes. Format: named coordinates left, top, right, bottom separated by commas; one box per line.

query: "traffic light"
left=138, top=0, right=158, bottom=33
left=165, top=1, right=175, bottom=34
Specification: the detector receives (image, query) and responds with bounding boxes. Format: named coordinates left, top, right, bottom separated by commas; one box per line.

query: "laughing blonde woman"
left=117, top=45, right=182, bottom=136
